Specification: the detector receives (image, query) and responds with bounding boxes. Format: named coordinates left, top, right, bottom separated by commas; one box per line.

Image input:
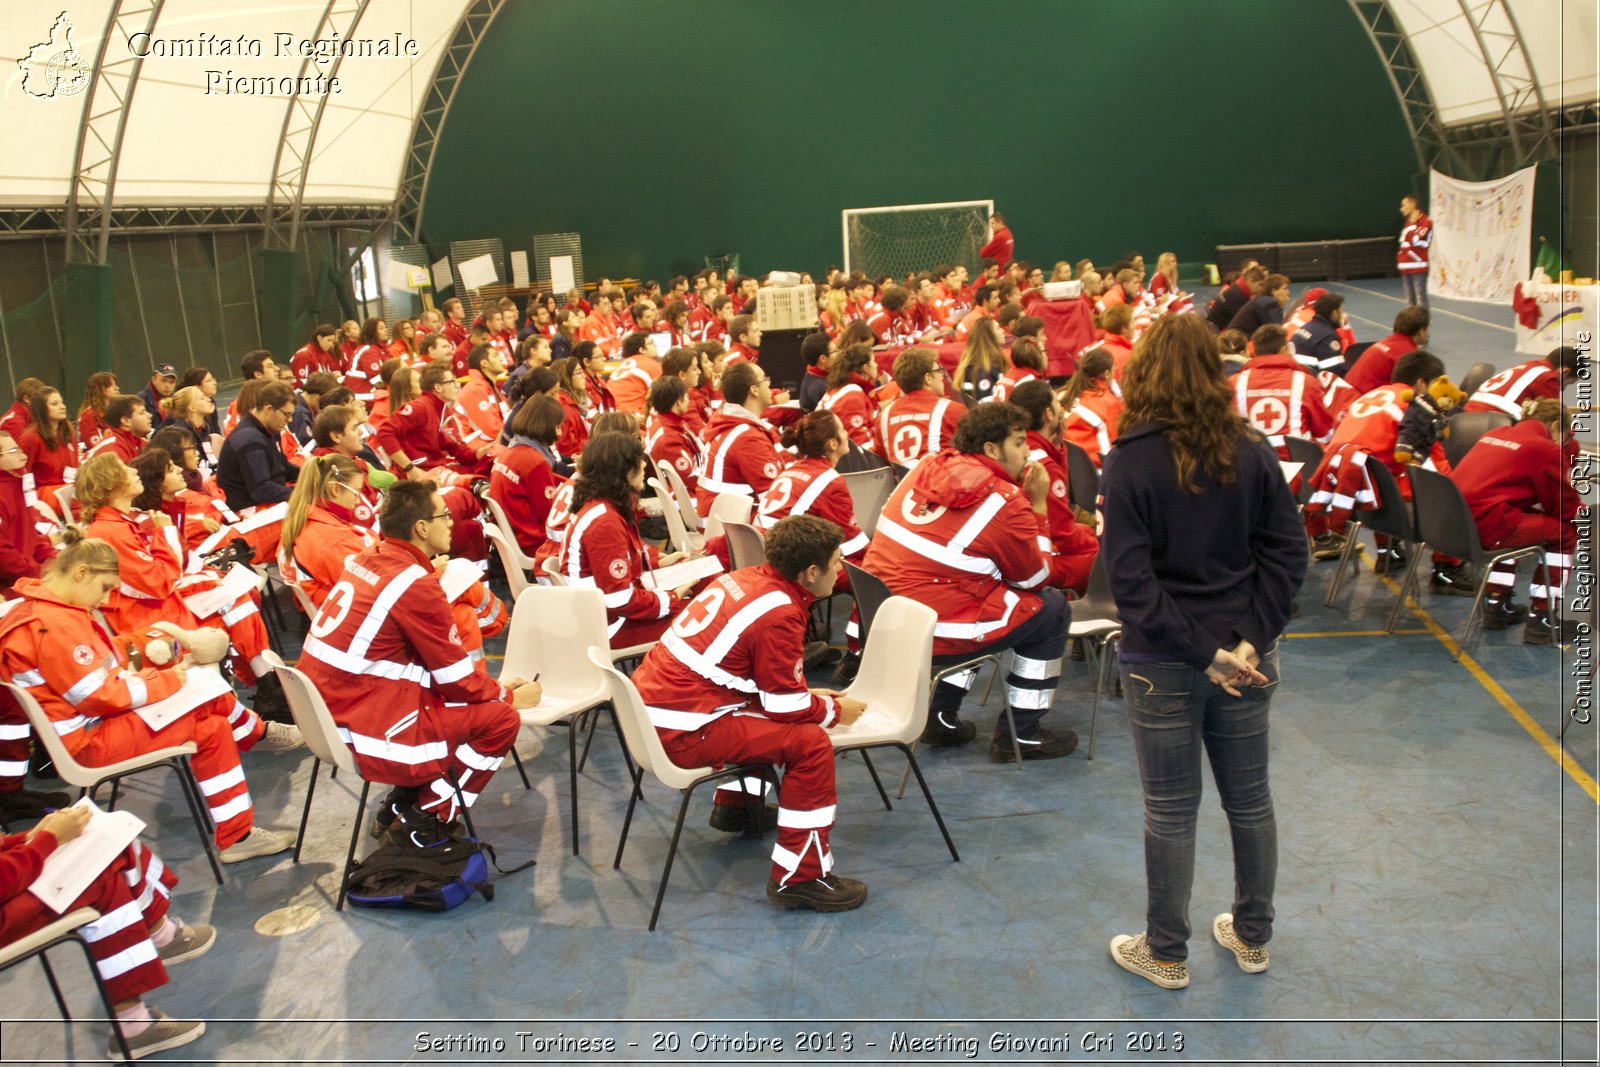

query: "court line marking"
left=1338, top=282, right=1517, bottom=334
left=1284, top=629, right=1429, bottom=637
left=1363, top=555, right=1598, bottom=802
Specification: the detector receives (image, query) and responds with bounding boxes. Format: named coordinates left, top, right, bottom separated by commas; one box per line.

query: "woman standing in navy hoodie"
left=1098, top=314, right=1307, bottom=990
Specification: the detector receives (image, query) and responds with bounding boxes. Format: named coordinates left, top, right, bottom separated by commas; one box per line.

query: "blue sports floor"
left=2, top=277, right=1594, bottom=1065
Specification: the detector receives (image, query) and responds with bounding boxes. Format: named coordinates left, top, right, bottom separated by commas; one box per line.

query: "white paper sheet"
left=458, top=253, right=498, bottom=291
left=437, top=557, right=482, bottom=604
left=510, top=251, right=530, bottom=289
left=181, top=562, right=266, bottom=619
left=134, top=666, right=235, bottom=732
left=27, top=800, right=145, bottom=915
left=549, top=255, right=576, bottom=296
left=192, top=501, right=286, bottom=561
left=641, top=554, right=724, bottom=591
left=431, top=257, right=454, bottom=292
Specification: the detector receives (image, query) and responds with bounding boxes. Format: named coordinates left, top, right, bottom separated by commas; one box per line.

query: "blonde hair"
left=1522, top=397, right=1570, bottom=434
left=280, top=453, right=363, bottom=566
left=74, top=453, right=131, bottom=515
left=45, top=528, right=119, bottom=577
left=167, top=385, right=206, bottom=425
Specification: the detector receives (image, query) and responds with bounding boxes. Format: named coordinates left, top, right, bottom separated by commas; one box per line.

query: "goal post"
left=841, top=199, right=994, bottom=280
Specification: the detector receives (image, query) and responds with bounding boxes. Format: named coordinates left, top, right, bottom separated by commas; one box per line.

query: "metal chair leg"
left=1386, top=542, right=1426, bottom=633
left=894, top=741, right=916, bottom=801
left=510, top=746, right=532, bottom=790
left=894, top=742, right=959, bottom=862
left=1324, top=520, right=1364, bottom=607
left=1453, top=573, right=1496, bottom=662
left=613, top=764, right=645, bottom=870
left=107, top=778, right=120, bottom=812
left=566, top=719, right=580, bottom=856
left=174, top=758, right=223, bottom=885
left=1087, top=634, right=1117, bottom=761
left=76, top=931, right=135, bottom=1063
left=38, top=950, right=68, bottom=1017
left=293, top=757, right=322, bottom=863
left=577, top=707, right=601, bottom=772
left=336, top=780, right=372, bottom=911
left=857, top=751, right=892, bottom=811
left=647, top=790, right=697, bottom=931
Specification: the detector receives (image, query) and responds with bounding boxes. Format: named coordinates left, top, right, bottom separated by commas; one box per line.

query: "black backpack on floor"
left=344, top=837, right=532, bottom=912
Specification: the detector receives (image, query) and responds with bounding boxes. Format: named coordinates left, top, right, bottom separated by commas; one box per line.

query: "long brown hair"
left=28, top=388, right=74, bottom=451
left=953, top=317, right=1006, bottom=393
left=1118, top=314, right=1253, bottom=493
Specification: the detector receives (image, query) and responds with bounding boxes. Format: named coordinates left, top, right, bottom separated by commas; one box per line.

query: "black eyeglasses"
left=430, top=512, right=452, bottom=522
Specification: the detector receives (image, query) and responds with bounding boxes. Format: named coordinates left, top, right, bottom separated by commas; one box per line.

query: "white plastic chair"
left=53, top=485, right=75, bottom=524
left=722, top=520, right=766, bottom=570
left=588, top=648, right=779, bottom=931
left=483, top=494, right=539, bottom=586
left=705, top=492, right=753, bottom=541
left=827, top=596, right=959, bottom=861
left=497, top=587, right=625, bottom=855
left=1066, top=555, right=1123, bottom=760
left=651, top=460, right=705, bottom=552
left=485, top=524, right=531, bottom=599
left=0, top=906, right=134, bottom=1061
left=6, top=682, right=223, bottom=885
left=840, top=465, right=895, bottom=538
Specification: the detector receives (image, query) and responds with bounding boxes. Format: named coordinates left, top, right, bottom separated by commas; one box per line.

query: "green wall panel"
left=424, top=0, right=1418, bottom=281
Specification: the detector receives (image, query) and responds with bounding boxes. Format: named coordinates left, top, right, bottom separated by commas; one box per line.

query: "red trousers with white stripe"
left=201, top=592, right=270, bottom=686
left=1485, top=513, right=1575, bottom=612
left=661, top=715, right=837, bottom=886
left=341, top=699, right=520, bottom=823
left=77, top=695, right=255, bottom=850
left=0, top=689, right=29, bottom=793
left=0, top=838, right=176, bottom=1004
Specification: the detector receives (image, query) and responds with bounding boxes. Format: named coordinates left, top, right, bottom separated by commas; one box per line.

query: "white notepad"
left=437, top=557, right=483, bottom=604
left=27, top=799, right=146, bottom=914
left=181, top=562, right=266, bottom=618
left=134, top=666, right=235, bottom=732
left=640, top=554, right=724, bottom=592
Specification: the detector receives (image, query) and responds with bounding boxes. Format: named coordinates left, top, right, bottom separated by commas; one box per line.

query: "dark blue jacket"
left=1226, top=294, right=1285, bottom=336
left=216, top=412, right=297, bottom=513
left=1099, top=420, right=1306, bottom=670
left=1291, top=313, right=1345, bottom=372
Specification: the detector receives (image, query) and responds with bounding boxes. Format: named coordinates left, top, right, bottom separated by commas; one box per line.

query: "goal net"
left=842, top=199, right=993, bottom=281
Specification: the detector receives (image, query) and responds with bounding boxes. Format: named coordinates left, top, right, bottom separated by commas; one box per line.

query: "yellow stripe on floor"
left=1284, top=629, right=1429, bottom=638
left=1365, top=556, right=1598, bottom=803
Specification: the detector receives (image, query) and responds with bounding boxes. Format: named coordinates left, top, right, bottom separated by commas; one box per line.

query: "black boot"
left=830, top=651, right=861, bottom=687
left=369, top=786, right=420, bottom=839
left=252, top=672, right=294, bottom=724
left=1481, top=593, right=1528, bottom=631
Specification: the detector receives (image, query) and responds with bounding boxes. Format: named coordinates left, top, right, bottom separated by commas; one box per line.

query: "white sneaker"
left=1212, top=913, right=1270, bottom=973
left=219, top=827, right=293, bottom=864
left=253, top=721, right=304, bottom=754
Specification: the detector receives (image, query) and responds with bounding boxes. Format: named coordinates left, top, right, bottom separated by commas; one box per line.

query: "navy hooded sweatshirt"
left=1099, top=420, right=1307, bottom=670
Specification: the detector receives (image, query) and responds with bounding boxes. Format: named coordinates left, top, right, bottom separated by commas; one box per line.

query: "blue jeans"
left=1121, top=647, right=1279, bottom=962
left=1402, top=271, right=1428, bottom=308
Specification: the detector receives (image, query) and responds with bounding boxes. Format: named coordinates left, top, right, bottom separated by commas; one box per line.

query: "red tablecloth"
left=871, top=299, right=1094, bottom=382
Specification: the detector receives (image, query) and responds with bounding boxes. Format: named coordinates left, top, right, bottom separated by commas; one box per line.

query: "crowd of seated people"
left=0, top=243, right=1580, bottom=1052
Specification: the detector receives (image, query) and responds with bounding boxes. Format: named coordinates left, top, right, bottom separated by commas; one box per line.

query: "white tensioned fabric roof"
left=1385, top=0, right=1597, bottom=124
left=0, top=1, right=1591, bottom=210
left=0, top=0, right=473, bottom=206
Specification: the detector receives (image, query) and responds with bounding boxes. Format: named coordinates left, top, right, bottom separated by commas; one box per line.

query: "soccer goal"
left=841, top=199, right=993, bottom=280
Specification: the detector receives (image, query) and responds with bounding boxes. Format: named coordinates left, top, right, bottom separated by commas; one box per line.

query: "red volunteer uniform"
left=0, top=585, right=257, bottom=849
left=298, top=537, right=519, bottom=822
left=696, top=407, right=784, bottom=517
left=77, top=409, right=108, bottom=448
left=608, top=354, right=662, bottom=415
left=279, top=502, right=378, bottom=608
left=18, top=428, right=76, bottom=498
left=1, top=834, right=177, bottom=1008
left=85, top=428, right=145, bottom=465
left=989, top=367, right=1039, bottom=404
left=488, top=439, right=561, bottom=556
left=724, top=342, right=759, bottom=367
left=631, top=565, right=842, bottom=886
left=1398, top=212, right=1432, bottom=275
left=645, top=411, right=704, bottom=496
left=1232, top=355, right=1337, bottom=456
left=755, top=458, right=869, bottom=560
left=1025, top=431, right=1098, bottom=593
left=557, top=499, right=680, bottom=646
left=1061, top=383, right=1123, bottom=467
left=343, top=344, right=388, bottom=401
left=978, top=225, right=1015, bottom=268
left=817, top=379, right=878, bottom=451
left=449, top=369, right=508, bottom=451
left=0, top=467, right=53, bottom=594
left=875, top=389, right=962, bottom=468
left=1344, top=331, right=1418, bottom=395
left=372, top=392, right=487, bottom=477
left=290, top=341, right=342, bottom=387
left=1463, top=357, right=1564, bottom=416
left=1303, top=383, right=1445, bottom=533
left=0, top=402, right=28, bottom=440
left=1452, top=418, right=1578, bottom=612
left=554, top=391, right=589, bottom=462
left=863, top=450, right=1052, bottom=658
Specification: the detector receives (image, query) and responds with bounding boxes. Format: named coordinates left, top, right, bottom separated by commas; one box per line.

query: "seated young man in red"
left=863, top=402, right=1076, bottom=762
left=696, top=361, right=785, bottom=518
left=298, top=480, right=539, bottom=845
left=875, top=347, right=962, bottom=469
left=1463, top=345, right=1580, bottom=416
left=1344, top=306, right=1429, bottom=395
left=1233, top=324, right=1336, bottom=458
left=631, top=515, right=869, bottom=911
